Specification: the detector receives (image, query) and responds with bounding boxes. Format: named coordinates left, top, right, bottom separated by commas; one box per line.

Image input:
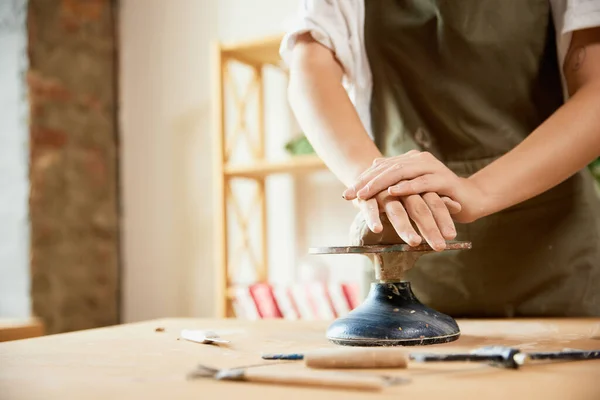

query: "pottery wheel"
left=309, top=241, right=472, bottom=346
left=309, top=242, right=472, bottom=254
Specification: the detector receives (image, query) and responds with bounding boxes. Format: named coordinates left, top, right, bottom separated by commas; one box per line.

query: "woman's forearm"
left=470, top=83, right=600, bottom=218
left=470, top=27, right=600, bottom=219
left=288, top=35, right=381, bottom=187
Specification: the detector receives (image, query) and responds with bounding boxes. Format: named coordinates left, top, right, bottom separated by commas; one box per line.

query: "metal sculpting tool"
left=262, top=346, right=600, bottom=370
left=187, top=363, right=406, bottom=391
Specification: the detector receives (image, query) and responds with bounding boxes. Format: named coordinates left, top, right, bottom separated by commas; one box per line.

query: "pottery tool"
left=264, top=347, right=409, bottom=369
left=180, top=329, right=230, bottom=344
left=309, top=242, right=471, bottom=346
left=188, top=364, right=405, bottom=391
left=410, top=346, right=600, bottom=369
left=262, top=346, right=600, bottom=370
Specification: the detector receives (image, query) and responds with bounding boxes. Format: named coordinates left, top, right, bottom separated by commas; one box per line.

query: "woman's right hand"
left=354, top=191, right=460, bottom=251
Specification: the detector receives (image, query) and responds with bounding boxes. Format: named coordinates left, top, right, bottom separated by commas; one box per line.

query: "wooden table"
left=1, top=318, right=600, bottom=399
left=0, top=318, right=44, bottom=342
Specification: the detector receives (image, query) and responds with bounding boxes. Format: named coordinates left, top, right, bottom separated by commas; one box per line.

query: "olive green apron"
left=356, top=0, right=600, bottom=317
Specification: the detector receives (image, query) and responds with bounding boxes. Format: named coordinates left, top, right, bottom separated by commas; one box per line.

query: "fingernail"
left=373, top=222, right=382, bottom=231
left=357, top=186, right=370, bottom=199
left=408, top=234, right=421, bottom=245
left=342, top=194, right=347, bottom=199
left=444, top=228, right=456, bottom=238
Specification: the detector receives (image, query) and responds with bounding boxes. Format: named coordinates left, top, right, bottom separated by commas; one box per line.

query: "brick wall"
left=27, top=0, right=120, bottom=333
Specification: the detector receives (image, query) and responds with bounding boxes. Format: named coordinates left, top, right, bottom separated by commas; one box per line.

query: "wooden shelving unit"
left=212, top=34, right=328, bottom=318
left=0, top=318, right=44, bottom=342
left=220, top=34, right=284, bottom=67
left=224, top=154, right=326, bottom=179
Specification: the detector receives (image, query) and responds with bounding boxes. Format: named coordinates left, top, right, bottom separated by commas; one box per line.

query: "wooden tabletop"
left=1, top=318, right=600, bottom=399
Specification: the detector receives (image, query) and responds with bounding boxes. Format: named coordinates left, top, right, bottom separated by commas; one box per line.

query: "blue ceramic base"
left=327, top=282, right=460, bottom=346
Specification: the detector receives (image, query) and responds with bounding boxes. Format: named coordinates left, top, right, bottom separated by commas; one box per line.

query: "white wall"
left=120, top=0, right=366, bottom=322
left=0, top=0, right=30, bottom=318
left=120, top=0, right=218, bottom=321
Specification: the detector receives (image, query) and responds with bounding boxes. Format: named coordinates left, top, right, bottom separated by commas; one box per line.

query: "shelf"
left=0, top=318, right=44, bottom=342
left=214, top=33, right=325, bottom=317
left=224, top=154, right=327, bottom=179
left=221, top=34, right=285, bottom=67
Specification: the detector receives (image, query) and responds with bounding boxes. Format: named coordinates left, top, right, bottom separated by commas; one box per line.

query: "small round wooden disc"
left=309, top=241, right=472, bottom=255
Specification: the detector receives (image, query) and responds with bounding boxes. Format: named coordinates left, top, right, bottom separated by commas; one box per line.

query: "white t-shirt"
left=280, top=0, right=600, bottom=138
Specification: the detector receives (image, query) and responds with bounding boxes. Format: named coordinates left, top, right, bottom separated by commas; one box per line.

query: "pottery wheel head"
left=309, top=242, right=472, bottom=282
left=309, top=241, right=472, bottom=255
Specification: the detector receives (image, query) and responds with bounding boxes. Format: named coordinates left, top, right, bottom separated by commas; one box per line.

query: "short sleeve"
left=550, top=0, right=600, bottom=97
left=562, top=0, right=600, bottom=33
left=551, top=0, right=600, bottom=62
left=279, top=1, right=374, bottom=136
left=279, top=0, right=363, bottom=85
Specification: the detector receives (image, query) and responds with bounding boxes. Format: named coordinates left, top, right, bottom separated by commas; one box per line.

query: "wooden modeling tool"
left=262, top=346, right=600, bottom=370
left=188, top=364, right=405, bottom=391
left=264, top=347, right=409, bottom=369
left=309, top=242, right=471, bottom=346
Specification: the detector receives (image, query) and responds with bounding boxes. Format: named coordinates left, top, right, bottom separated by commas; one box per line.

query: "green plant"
left=589, top=158, right=600, bottom=184
left=284, top=134, right=315, bottom=156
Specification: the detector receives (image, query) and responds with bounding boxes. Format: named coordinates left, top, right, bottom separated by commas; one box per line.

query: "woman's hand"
left=354, top=190, right=461, bottom=251
left=343, top=151, right=487, bottom=223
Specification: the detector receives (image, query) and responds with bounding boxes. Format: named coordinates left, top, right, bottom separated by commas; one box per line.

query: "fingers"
left=402, top=195, right=447, bottom=251
left=388, top=174, right=445, bottom=197
left=354, top=163, right=427, bottom=200
left=441, top=196, right=461, bottom=214
left=359, top=198, right=382, bottom=233
left=383, top=198, right=422, bottom=246
left=344, top=160, right=392, bottom=200
left=343, top=151, right=421, bottom=200
left=353, top=152, right=440, bottom=200
left=365, top=191, right=458, bottom=250
left=422, top=193, right=457, bottom=240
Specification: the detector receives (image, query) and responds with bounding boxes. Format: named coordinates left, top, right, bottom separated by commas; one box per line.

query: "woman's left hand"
left=342, top=151, right=487, bottom=223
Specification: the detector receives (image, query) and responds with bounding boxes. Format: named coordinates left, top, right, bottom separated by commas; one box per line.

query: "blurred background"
left=2, top=0, right=600, bottom=340
left=0, top=0, right=369, bottom=339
